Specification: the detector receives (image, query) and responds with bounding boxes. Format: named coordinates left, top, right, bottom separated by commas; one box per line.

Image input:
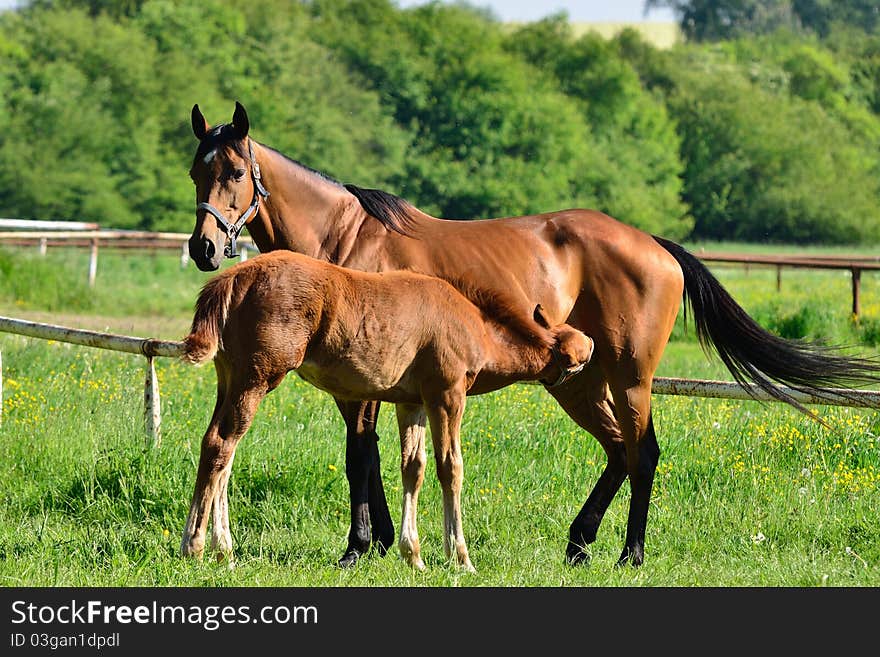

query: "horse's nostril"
left=204, top=239, right=215, bottom=261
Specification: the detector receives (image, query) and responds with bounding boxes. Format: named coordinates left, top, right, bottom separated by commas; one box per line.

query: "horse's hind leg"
left=395, top=403, right=428, bottom=570
left=424, top=383, right=474, bottom=572
left=610, top=381, right=659, bottom=567
left=545, top=368, right=628, bottom=565
left=336, top=399, right=394, bottom=568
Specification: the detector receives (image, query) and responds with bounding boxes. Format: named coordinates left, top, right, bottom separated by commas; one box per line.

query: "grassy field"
left=0, top=245, right=878, bottom=586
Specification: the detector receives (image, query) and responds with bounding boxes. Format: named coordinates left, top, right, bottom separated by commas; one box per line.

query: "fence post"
left=144, top=356, right=161, bottom=448
left=180, top=241, right=189, bottom=268
left=88, top=238, right=98, bottom=287
left=240, top=245, right=248, bottom=262
left=39, top=237, right=47, bottom=255
left=852, top=267, right=862, bottom=320
left=0, top=348, right=3, bottom=426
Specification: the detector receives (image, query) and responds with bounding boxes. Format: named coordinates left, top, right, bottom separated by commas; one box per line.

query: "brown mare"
left=187, top=102, right=880, bottom=567
left=179, top=250, right=594, bottom=570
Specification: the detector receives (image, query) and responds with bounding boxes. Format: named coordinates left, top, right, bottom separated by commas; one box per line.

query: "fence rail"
left=0, top=315, right=184, bottom=446
left=0, top=218, right=99, bottom=231
left=1, top=225, right=874, bottom=314
left=0, top=229, right=255, bottom=285
left=696, top=251, right=880, bottom=317
left=1, top=316, right=878, bottom=452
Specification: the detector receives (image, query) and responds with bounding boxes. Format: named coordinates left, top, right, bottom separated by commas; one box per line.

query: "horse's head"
left=188, top=101, right=268, bottom=271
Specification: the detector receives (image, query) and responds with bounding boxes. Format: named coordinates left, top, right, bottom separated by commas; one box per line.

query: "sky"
left=396, top=0, right=677, bottom=22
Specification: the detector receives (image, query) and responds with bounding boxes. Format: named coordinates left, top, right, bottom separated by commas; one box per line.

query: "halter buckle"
left=225, top=234, right=240, bottom=258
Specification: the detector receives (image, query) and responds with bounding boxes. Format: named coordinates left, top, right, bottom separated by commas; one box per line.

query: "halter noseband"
left=196, top=139, right=269, bottom=258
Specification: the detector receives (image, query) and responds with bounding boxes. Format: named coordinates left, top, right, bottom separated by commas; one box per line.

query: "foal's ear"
left=533, top=304, right=551, bottom=329
left=191, top=104, right=208, bottom=141
left=231, top=101, right=250, bottom=140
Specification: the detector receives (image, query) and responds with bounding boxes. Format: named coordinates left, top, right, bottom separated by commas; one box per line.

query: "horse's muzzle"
left=189, top=235, right=222, bottom=271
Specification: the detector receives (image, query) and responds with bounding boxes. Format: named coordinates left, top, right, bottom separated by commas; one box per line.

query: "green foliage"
left=664, top=48, right=880, bottom=243
left=310, top=3, right=609, bottom=222
left=3, top=1, right=880, bottom=243
left=505, top=20, right=691, bottom=236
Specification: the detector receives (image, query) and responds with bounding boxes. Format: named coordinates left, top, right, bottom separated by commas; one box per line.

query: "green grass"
left=0, top=245, right=878, bottom=586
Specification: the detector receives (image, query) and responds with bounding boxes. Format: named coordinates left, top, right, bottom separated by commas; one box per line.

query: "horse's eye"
left=233, top=168, right=247, bottom=181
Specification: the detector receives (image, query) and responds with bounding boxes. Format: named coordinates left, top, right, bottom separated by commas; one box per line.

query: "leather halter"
left=196, top=139, right=269, bottom=258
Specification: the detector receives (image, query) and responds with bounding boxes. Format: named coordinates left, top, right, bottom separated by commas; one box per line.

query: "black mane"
left=343, top=184, right=417, bottom=236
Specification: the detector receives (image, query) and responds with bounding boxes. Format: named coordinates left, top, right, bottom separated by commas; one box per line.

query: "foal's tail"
left=653, top=235, right=880, bottom=417
left=182, top=272, right=237, bottom=365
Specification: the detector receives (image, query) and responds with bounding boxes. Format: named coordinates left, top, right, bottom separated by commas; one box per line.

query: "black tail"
left=653, top=235, right=880, bottom=418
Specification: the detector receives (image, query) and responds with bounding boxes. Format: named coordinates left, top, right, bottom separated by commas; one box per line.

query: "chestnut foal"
left=179, top=251, right=593, bottom=570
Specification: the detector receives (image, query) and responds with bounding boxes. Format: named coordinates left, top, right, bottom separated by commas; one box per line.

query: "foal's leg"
left=424, top=384, right=474, bottom=572
left=336, top=399, right=394, bottom=568
left=210, top=452, right=236, bottom=559
left=181, top=375, right=267, bottom=560
left=395, top=403, right=428, bottom=570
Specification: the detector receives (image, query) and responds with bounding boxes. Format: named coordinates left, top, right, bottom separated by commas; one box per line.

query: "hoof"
left=337, top=548, right=363, bottom=569
left=616, top=546, right=644, bottom=568
left=565, top=543, right=591, bottom=567
left=180, top=544, right=204, bottom=560
left=214, top=551, right=235, bottom=569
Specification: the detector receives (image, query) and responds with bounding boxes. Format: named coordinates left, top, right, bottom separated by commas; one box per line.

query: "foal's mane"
left=443, top=276, right=554, bottom=351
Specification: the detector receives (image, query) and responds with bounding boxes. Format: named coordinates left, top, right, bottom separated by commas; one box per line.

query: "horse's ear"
left=231, top=101, right=249, bottom=140
left=191, top=104, right=208, bottom=141
left=533, top=304, right=551, bottom=329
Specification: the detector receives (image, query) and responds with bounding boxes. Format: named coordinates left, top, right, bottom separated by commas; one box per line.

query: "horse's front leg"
left=395, top=403, right=428, bottom=570
left=336, top=399, right=394, bottom=567
left=181, top=376, right=266, bottom=561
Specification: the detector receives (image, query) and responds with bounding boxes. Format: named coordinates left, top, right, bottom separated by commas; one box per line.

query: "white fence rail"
left=1, top=316, right=879, bottom=452
left=0, top=316, right=184, bottom=447
left=0, top=218, right=99, bottom=231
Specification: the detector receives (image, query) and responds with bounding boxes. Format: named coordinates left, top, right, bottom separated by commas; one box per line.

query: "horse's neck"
left=247, top=145, right=356, bottom=260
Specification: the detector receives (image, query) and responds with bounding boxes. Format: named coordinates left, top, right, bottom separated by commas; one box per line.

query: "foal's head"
left=188, top=102, right=265, bottom=271
left=533, top=305, right=594, bottom=382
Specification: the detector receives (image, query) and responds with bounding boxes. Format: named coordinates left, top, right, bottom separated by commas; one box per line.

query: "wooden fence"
left=0, top=224, right=874, bottom=315
left=697, top=251, right=880, bottom=318
left=0, top=316, right=183, bottom=447
left=0, top=228, right=254, bottom=286
left=1, top=316, right=878, bottom=451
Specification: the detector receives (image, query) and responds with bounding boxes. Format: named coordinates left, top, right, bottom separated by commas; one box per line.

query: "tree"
left=645, top=0, right=799, bottom=41
left=647, top=0, right=880, bottom=41
left=506, top=19, right=692, bottom=237
left=669, top=55, right=880, bottom=243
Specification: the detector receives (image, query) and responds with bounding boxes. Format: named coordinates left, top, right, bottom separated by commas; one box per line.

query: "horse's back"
left=398, top=208, right=683, bottom=333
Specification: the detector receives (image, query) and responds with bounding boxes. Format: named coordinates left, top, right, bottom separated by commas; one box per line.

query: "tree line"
left=1, top=0, right=879, bottom=244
